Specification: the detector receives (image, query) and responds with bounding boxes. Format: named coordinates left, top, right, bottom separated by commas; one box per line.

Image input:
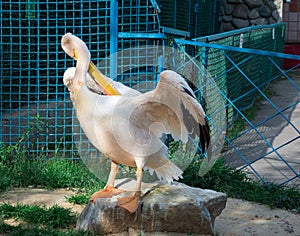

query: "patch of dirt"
left=214, top=198, right=300, bottom=236
left=0, top=188, right=300, bottom=235
left=0, top=188, right=84, bottom=214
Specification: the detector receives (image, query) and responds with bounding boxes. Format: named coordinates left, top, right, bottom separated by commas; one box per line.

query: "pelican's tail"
left=155, top=159, right=183, bottom=184
left=145, top=154, right=183, bottom=184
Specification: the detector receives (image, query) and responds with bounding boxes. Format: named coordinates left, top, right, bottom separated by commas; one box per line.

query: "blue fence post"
left=212, top=0, right=219, bottom=34
left=110, top=0, right=118, bottom=81
left=0, top=0, right=2, bottom=143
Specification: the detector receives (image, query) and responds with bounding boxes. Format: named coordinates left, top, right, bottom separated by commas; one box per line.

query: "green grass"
left=0, top=116, right=105, bottom=194
left=67, top=193, right=90, bottom=205
left=0, top=145, right=104, bottom=193
left=0, top=203, right=76, bottom=228
left=0, top=223, right=92, bottom=236
left=0, top=158, right=105, bottom=196
left=0, top=203, right=94, bottom=235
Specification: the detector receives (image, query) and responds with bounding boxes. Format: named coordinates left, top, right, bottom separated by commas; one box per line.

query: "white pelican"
left=61, top=33, right=210, bottom=213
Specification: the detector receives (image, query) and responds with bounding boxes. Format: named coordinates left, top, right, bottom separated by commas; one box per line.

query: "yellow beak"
left=73, top=49, right=121, bottom=96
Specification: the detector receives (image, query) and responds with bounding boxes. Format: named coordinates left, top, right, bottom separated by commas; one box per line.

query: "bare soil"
left=0, top=188, right=299, bottom=235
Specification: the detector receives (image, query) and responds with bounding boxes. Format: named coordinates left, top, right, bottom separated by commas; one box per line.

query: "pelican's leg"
left=117, top=159, right=143, bottom=213
left=89, top=161, right=124, bottom=203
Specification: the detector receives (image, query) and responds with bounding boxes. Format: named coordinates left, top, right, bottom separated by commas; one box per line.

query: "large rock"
left=232, top=18, right=250, bottom=28
left=243, top=0, right=263, bottom=9
left=258, top=5, right=272, bottom=18
left=76, top=179, right=227, bottom=235
left=224, top=3, right=234, bottom=15
left=223, top=15, right=233, bottom=23
left=232, top=4, right=249, bottom=19
left=227, top=0, right=243, bottom=3
left=250, top=17, right=267, bottom=26
left=248, top=9, right=260, bottom=19
left=220, top=22, right=235, bottom=32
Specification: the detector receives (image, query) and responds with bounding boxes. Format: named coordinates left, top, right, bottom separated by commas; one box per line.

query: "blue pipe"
left=175, top=38, right=300, bottom=61
left=193, top=23, right=286, bottom=42
left=110, top=0, right=118, bottom=80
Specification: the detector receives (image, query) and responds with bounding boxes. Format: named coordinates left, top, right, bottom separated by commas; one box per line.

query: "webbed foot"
left=117, top=192, right=141, bottom=213
left=89, top=185, right=124, bottom=203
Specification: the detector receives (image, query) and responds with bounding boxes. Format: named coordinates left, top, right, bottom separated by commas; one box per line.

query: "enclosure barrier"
left=174, top=24, right=300, bottom=187
left=0, top=0, right=220, bottom=159
left=193, top=23, right=286, bottom=127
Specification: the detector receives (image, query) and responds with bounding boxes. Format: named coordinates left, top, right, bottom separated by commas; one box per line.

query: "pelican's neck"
left=73, top=47, right=90, bottom=97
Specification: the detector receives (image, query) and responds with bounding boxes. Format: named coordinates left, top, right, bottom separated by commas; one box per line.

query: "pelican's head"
left=61, top=33, right=76, bottom=58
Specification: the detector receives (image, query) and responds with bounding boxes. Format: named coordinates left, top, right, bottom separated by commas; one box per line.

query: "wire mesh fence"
left=158, top=0, right=220, bottom=38
left=1, top=0, right=218, bottom=159
left=0, top=0, right=114, bottom=158
left=174, top=23, right=300, bottom=187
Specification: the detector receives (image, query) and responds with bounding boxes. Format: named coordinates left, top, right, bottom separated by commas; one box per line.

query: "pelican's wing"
left=132, top=70, right=210, bottom=155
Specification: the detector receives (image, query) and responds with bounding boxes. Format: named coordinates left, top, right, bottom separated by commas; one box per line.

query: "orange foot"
left=89, top=185, right=124, bottom=203
left=117, top=192, right=140, bottom=213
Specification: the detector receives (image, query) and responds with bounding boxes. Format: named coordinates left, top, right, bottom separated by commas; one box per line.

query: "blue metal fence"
left=174, top=26, right=300, bottom=187
left=0, top=0, right=114, bottom=159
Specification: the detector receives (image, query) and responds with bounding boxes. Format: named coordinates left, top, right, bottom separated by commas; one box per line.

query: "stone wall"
left=219, top=0, right=282, bottom=32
